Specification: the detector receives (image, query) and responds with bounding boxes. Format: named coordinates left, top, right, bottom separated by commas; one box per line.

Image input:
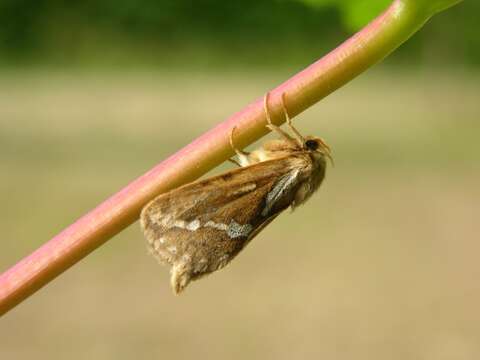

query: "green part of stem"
left=0, top=0, right=463, bottom=316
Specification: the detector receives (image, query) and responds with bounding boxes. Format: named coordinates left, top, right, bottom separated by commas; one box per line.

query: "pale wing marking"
left=261, top=168, right=301, bottom=216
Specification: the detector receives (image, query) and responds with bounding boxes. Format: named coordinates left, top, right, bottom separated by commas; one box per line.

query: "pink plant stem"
left=0, top=0, right=461, bottom=315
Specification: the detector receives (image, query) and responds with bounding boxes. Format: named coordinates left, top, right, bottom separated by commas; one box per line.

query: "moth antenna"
left=317, top=137, right=332, bottom=153
left=317, top=137, right=334, bottom=167
left=325, top=152, right=335, bottom=167
left=263, top=92, right=296, bottom=145
left=281, top=93, right=305, bottom=147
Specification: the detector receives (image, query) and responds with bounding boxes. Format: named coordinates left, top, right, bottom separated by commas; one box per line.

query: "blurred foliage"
left=298, top=0, right=390, bottom=30
left=0, top=0, right=477, bottom=67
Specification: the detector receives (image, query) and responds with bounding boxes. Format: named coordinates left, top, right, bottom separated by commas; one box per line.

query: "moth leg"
left=281, top=92, right=305, bottom=147
left=264, top=92, right=297, bottom=147
left=229, top=126, right=250, bottom=156
left=229, top=126, right=250, bottom=167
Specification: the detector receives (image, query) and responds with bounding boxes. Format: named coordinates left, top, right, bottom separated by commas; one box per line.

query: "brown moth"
left=140, top=92, right=332, bottom=294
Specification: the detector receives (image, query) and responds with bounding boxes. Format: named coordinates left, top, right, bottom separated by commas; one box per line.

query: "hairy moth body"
left=140, top=93, right=332, bottom=294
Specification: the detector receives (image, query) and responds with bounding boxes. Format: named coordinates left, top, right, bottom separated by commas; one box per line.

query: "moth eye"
left=305, top=139, right=319, bottom=151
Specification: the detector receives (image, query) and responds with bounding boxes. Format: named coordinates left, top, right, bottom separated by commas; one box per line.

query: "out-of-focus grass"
left=0, top=68, right=479, bottom=359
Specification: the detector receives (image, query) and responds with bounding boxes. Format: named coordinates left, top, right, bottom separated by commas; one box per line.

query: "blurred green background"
left=1, top=1, right=479, bottom=359
left=1, top=0, right=479, bottom=67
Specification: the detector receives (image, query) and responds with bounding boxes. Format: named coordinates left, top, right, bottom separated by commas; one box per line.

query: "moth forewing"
left=140, top=92, right=331, bottom=294
left=140, top=155, right=317, bottom=294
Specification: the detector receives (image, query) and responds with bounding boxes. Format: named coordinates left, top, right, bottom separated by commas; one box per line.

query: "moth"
left=140, top=92, right=332, bottom=294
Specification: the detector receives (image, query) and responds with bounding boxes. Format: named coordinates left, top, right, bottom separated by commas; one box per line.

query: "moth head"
left=304, top=136, right=334, bottom=166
